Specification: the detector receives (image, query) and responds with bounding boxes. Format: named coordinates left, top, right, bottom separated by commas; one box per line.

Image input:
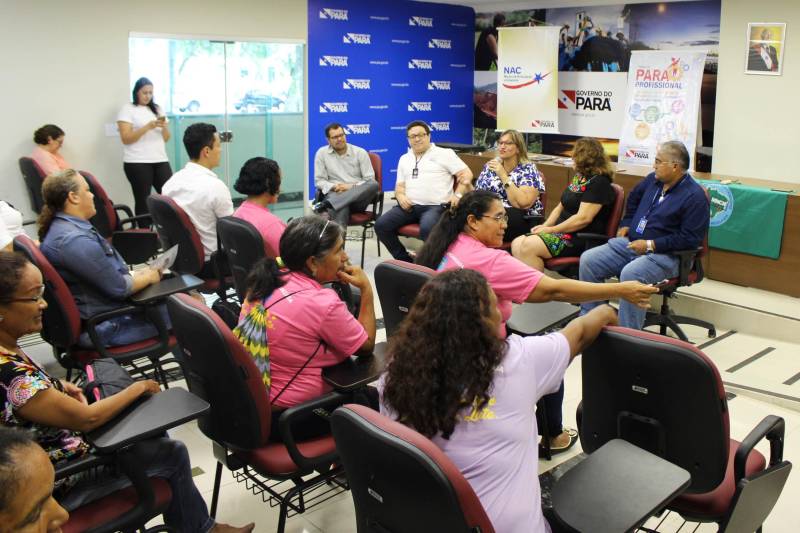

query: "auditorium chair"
left=642, top=189, right=715, bottom=342
left=166, top=293, right=349, bottom=533
left=81, top=170, right=160, bottom=265
left=578, top=326, right=791, bottom=531
left=18, top=156, right=47, bottom=213
left=14, top=234, right=176, bottom=386
left=542, top=182, right=624, bottom=276
left=331, top=404, right=495, bottom=533
left=217, top=216, right=267, bottom=301
left=395, top=174, right=459, bottom=245
left=147, top=194, right=229, bottom=297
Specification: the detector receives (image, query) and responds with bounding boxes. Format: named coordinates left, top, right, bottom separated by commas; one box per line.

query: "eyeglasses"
left=479, top=213, right=509, bottom=224
left=654, top=158, right=675, bottom=166
left=407, top=133, right=429, bottom=140
left=1, top=285, right=45, bottom=304
left=329, top=133, right=345, bottom=140
left=497, top=141, right=515, bottom=147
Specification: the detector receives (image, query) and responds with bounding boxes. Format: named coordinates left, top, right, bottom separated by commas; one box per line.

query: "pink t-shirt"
left=239, top=271, right=367, bottom=408
left=31, top=146, right=70, bottom=177
left=437, top=234, right=543, bottom=330
left=379, top=333, right=570, bottom=533
left=233, top=200, right=287, bottom=259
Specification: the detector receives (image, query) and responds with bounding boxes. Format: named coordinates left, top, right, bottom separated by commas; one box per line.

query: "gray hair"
left=660, top=141, right=690, bottom=171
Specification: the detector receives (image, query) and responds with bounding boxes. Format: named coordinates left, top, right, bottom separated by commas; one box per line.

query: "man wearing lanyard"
left=578, top=140, right=709, bottom=329
left=375, top=120, right=473, bottom=262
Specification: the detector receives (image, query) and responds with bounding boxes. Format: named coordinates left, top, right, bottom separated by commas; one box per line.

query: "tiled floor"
left=28, top=229, right=800, bottom=532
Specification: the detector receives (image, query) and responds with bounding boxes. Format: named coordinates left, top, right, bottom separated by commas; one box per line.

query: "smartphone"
left=652, top=279, right=672, bottom=291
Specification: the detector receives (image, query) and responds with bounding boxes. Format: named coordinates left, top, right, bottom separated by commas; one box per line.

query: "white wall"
left=1, top=0, right=306, bottom=220
left=712, top=0, right=800, bottom=182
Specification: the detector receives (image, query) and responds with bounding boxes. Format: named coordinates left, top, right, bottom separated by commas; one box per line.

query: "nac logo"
left=343, top=79, right=371, bottom=90
left=408, top=59, right=433, bottom=70
left=428, top=39, right=452, bottom=49
left=319, top=55, right=348, bottom=67
left=319, top=102, right=348, bottom=113
left=431, top=121, right=450, bottom=131
left=428, top=80, right=451, bottom=90
left=319, top=8, right=348, bottom=20
left=343, top=33, right=371, bottom=45
left=344, top=124, right=370, bottom=135
left=408, top=102, right=432, bottom=112
left=409, top=16, right=433, bottom=27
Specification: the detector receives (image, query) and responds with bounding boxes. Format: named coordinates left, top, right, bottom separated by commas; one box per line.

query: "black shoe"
left=312, top=200, right=331, bottom=214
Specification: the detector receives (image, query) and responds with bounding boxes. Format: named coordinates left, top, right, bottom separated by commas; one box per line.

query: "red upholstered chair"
left=146, top=194, right=228, bottom=297
left=216, top=216, right=266, bottom=301
left=81, top=170, right=160, bottom=265
left=13, top=234, right=176, bottom=385
left=374, top=259, right=437, bottom=338
left=165, top=293, right=349, bottom=533
left=18, top=156, right=47, bottom=213
left=396, top=175, right=459, bottom=242
left=541, top=182, right=624, bottom=275
left=331, top=404, right=495, bottom=533
left=347, top=152, right=385, bottom=267
left=579, top=326, right=791, bottom=531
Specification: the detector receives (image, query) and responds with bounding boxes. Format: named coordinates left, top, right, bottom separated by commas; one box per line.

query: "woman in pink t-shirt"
left=235, top=215, right=377, bottom=441
left=232, top=157, right=287, bottom=258
left=381, top=269, right=618, bottom=533
left=31, top=124, right=71, bottom=177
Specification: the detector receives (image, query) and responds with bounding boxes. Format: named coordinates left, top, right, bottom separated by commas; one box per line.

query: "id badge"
left=636, top=217, right=647, bottom=233
left=412, top=168, right=419, bottom=179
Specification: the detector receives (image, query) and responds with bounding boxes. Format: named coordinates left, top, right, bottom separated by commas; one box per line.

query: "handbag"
left=83, top=358, right=135, bottom=402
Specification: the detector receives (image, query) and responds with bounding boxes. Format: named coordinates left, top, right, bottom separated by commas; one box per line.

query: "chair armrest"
left=129, top=274, right=204, bottom=305
left=84, top=305, right=145, bottom=357
left=672, top=247, right=700, bottom=286
left=734, top=415, right=785, bottom=483
left=54, top=452, right=112, bottom=480
left=117, top=213, right=154, bottom=231
left=279, top=391, right=349, bottom=469
left=113, top=203, right=135, bottom=220
left=575, top=232, right=611, bottom=248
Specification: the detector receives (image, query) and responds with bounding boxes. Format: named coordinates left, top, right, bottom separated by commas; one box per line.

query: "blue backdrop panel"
left=309, top=0, right=475, bottom=194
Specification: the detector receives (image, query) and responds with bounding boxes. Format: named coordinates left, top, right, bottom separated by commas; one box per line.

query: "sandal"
left=547, top=427, right=578, bottom=455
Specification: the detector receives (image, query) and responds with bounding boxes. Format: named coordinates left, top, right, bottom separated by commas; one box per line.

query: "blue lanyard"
left=643, top=176, right=686, bottom=217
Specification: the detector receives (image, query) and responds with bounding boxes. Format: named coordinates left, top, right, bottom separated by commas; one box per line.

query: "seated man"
left=313, top=122, right=380, bottom=226
left=579, top=140, right=709, bottom=329
left=162, top=123, right=233, bottom=277
left=375, top=121, right=472, bottom=262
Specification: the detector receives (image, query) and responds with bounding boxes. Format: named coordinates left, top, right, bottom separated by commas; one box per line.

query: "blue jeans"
left=579, top=237, right=678, bottom=329
left=59, top=437, right=215, bottom=532
left=375, top=204, right=445, bottom=262
left=78, top=304, right=172, bottom=348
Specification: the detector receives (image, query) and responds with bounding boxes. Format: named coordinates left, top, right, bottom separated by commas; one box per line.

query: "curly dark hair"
left=33, top=124, right=64, bottom=146
left=233, top=157, right=281, bottom=196
left=382, top=269, right=507, bottom=439
left=572, top=137, right=613, bottom=179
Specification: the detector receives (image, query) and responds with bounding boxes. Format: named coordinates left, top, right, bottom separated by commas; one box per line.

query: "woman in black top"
left=511, top=137, right=615, bottom=271
left=475, top=13, right=505, bottom=70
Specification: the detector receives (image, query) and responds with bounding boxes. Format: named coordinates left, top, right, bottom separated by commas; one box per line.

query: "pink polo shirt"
left=437, top=234, right=543, bottom=333
left=31, top=146, right=71, bottom=177
left=239, top=271, right=367, bottom=408
left=233, top=200, right=287, bottom=259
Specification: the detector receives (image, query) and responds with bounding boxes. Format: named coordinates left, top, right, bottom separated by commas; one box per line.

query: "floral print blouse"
left=476, top=161, right=546, bottom=217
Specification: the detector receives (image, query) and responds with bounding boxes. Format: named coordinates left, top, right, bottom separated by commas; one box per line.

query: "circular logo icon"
left=644, top=105, right=661, bottom=124
left=635, top=122, right=650, bottom=140
left=706, top=184, right=734, bottom=227
left=629, top=102, right=642, bottom=119
left=671, top=99, right=685, bottom=114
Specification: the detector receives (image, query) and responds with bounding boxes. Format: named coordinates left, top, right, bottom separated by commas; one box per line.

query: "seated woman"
left=232, top=156, right=287, bottom=258
left=474, top=129, right=545, bottom=241
left=416, top=190, right=655, bottom=451
left=37, top=169, right=165, bottom=347
left=234, top=215, right=376, bottom=439
left=0, top=251, right=252, bottom=532
left=512, top=137, right=616, bottom=271
left=1, top=200, right=25, bottom=251
left=31, top=124, right=72, bottom=177
left=380, top=269, right=618, bottom=533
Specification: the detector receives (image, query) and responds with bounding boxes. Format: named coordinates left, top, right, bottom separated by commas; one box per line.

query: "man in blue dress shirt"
left=579, top=140, right=709, bottom=329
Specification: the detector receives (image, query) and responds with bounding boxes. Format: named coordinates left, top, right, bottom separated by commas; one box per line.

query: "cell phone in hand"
left=652, top=279, right=672, bottom=290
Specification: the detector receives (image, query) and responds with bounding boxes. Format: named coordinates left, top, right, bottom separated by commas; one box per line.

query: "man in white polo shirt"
left=162, top=122, right=233, bottom=277
left=313, top=122, right=379, bottom=226
left=375, top=121, right=472, bottom=262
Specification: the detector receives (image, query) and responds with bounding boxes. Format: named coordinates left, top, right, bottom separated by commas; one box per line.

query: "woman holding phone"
left=117, top=77, right=172, bottom=218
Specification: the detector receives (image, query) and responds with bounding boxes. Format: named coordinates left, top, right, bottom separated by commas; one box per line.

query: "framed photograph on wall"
left=745, top=22, right=786, bottom=75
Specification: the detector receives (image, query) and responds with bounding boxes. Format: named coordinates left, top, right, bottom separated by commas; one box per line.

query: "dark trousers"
left=375, top=204, right=445, bottom=262
left=537, top=380, right=565, bottom=437
left=505, top=207, right=542, bottom=242
left=123, top=162, right=173, bottom=219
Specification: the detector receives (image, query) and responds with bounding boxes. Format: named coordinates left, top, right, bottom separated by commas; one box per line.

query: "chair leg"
left=538, top=398, right=552, bottom=460
left=360, top=226, right=367, bottom=269
left=210, top=461, right=223, bottom=519
left=672, top=314, right=716, bottom=338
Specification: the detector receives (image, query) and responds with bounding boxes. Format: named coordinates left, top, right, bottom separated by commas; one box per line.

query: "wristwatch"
left=646, top=240, right=654, bottom=253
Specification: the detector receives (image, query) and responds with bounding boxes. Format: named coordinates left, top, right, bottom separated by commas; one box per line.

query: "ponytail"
left=416, top=190, right=501, bottom=269
left=37, top=169, right=81, bottom=240
left=245, top=257, right=286, bottom=302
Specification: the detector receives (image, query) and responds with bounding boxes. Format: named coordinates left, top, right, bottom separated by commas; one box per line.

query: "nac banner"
left=618, top=50, right=707, bottom=168
left=309, top=0, right=474, bottom=193
left=497, top=26, right=559, bottom=133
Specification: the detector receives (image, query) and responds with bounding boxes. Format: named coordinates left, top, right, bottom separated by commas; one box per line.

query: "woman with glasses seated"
left=234, top=215, right=377, bottom=440
left=415, top=190, right=656, bottom=452
left=512, top=137, right=616, bottom=271
left=0, top=251, right=253, bottom=533
left=474, top=129, right=545, bottom=241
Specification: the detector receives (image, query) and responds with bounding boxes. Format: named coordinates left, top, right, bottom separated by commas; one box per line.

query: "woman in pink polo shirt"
left=235, top=215, right=376, bottom=441
left=232, top=156, right=287, bottom=258
left=31, top=124, right=72, bottom=177
left=416, top=189, right=655, bottom=452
